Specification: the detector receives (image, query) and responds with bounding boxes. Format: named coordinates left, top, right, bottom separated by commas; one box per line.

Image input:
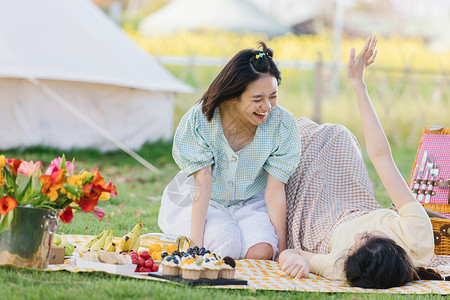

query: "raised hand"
left=347, top=35, right=377, bottom=83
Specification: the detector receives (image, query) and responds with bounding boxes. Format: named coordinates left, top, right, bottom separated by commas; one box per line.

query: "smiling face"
left=232, top=75, right=278, bottom=127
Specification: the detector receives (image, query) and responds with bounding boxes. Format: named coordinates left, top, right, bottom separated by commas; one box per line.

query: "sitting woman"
left=159, top=42, right=301, bottom=260
left=279, top=36, right=443, bottom=288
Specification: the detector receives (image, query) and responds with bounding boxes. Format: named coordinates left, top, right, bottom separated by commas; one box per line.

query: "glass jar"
left=140, top=233, right=190, bottom=252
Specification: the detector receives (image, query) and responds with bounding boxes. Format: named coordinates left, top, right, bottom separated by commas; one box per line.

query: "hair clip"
left=255, top=52, right=266, bottom=59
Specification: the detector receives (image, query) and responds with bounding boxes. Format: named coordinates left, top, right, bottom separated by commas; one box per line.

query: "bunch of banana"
left=116, top=221, right=144, bottom=253
left=82, top=229, right=117, bottom=252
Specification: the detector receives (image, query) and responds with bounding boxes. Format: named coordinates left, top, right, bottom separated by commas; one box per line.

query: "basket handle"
left=436, top=178, right=450, bottom=204
left=436, top=178, right=450, bottom=188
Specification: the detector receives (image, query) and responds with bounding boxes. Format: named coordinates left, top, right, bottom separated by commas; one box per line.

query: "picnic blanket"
left=44, top=235, right=450, bottom=294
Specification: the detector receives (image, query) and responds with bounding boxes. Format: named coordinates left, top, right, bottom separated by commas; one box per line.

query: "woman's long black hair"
left=344, top=236, right=444, bottom=289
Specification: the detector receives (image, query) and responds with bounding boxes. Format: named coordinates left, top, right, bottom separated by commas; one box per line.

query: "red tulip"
left=59, top=206, right=73, bottom=223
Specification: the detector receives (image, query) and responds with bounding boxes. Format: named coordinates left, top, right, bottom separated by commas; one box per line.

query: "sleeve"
left=396, top=201, right=435, bottom=264
left=172, top=106, right=214, bottom=176
left=263, top=112, right=302, bottom=183
left=309, top=253, right=346, bottom=281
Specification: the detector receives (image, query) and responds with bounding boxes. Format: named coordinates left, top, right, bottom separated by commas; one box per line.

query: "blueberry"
left=166, top=256, right=172, bottom=262
left=161, top=252, right=169, bottom=258
left=205, top=258, right=210, bottom=263
left=180, top=251, right=185, bottom=257
left=172, top=250, right=180, bottom=256
left=186, top=247, right=193, bottom=253
left=205, top=250, right=211, bottom=254
left=193, top=246, right=199, bottom=250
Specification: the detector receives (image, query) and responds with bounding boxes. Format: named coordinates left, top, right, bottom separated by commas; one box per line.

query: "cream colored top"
left=309, top=201, right=435, bottom=281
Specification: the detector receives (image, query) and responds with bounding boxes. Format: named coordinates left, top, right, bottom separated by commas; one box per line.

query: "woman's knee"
left=204, top=223, right=242, bottom=259
left=245, top=242, right=273, bottom=260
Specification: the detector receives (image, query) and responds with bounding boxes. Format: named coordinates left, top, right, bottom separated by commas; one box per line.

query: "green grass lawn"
left=2, top=142, right=441, bottom=300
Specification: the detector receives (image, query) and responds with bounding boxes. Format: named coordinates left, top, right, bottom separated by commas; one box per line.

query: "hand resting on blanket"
left=279, top=249, right=310, bottom=279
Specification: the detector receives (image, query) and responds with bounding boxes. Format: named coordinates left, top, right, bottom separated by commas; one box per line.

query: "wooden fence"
left=156, top=55, right=450, bottom=147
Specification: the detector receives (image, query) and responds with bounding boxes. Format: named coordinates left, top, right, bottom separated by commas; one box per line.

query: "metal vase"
left=0, top=206, right=58, bottom=269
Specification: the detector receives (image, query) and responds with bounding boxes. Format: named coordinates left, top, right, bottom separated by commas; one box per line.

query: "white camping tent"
left=0, top=0, right=193, bottom=152
left=139, top=0, right=291, bottom=37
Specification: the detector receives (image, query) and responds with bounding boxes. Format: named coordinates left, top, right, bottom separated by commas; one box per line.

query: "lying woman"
left=280, top=36, right=443, bottom=288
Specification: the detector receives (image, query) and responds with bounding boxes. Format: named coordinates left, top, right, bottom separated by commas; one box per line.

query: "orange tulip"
left=5, top=158, right=24, bottom=177
left=39, top=169, right=66, bottom=202
left=0, top=196, right=17, bottom=216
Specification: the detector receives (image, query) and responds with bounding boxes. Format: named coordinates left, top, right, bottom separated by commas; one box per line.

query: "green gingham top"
left=172, top=103, right=301, bottom=207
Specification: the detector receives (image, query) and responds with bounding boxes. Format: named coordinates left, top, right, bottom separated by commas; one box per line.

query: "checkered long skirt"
left=286, top=118, right=382, bottom=254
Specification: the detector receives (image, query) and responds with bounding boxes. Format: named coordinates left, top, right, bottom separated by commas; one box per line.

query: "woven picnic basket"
left=408, top=126, right=450, bottom=255
left=430, top=217, right=450, bottom=256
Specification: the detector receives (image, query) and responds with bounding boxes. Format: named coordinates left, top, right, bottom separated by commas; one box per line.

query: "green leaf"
left=34, top=203, right=58, bottom=211
left=0, top=209, right=15, bottom=234
left=17, top=176, right=34, bottom=205
left=5, top=170, right=16, bottom=188
left=60, top=154, right=67, bottom=171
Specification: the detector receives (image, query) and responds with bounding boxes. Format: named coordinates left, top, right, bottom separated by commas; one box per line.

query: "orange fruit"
left=148, top=243, right=162, bottom=253
left=166, top=244, right=178, bottom=255
left=151, top=251, right=162, bottom=261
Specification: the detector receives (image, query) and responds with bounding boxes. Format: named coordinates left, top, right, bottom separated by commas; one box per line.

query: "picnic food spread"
left=130, top=250, right=159, bottom=273
left=159, top=246, right=236, bottom=281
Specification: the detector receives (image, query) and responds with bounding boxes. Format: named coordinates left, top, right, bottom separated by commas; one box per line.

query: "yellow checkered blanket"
left=47, top=235, right=450, bottom=294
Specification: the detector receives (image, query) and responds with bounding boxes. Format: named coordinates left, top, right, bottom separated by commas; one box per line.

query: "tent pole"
left=29, top=78, right=160, bottom=174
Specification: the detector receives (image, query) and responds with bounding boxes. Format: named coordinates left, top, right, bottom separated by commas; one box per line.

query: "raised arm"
left=348, top=36, right=416, bottom=209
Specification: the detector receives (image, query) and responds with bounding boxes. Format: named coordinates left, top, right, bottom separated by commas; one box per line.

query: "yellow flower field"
left=125, top=27, right=450, bottom=72
left=124, top=27, right=449, bottom=146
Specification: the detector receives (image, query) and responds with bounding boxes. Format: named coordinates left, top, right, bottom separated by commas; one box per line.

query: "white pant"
left=158, top=171, right=278, bottom=259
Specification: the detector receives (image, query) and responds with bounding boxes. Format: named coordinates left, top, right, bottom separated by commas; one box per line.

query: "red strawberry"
left=144, top=259, right=153, bottom=268
left=130, top=252, right=138, bottom=258
left=144, top=260, right=153, bottom=268
left=144, top=267, right=152, bottom=272
left=139, top=251, right=150, bottom=260
left=151, top=265, right=159, bottom=272
left=138, top=266, right=146, bottom=272
left=137, top=257, right=145, bottom=267
left=132, top=258, right=139, bottom=265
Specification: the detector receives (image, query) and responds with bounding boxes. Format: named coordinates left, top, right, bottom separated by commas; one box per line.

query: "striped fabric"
left=172, top=103, right=301, bottom=207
